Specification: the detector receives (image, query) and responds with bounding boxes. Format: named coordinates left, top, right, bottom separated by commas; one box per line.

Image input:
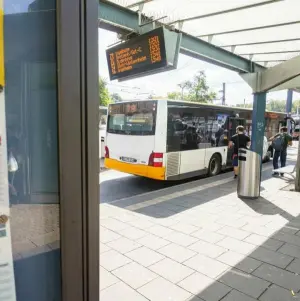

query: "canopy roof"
left=107, top=0, right=300, bottom=69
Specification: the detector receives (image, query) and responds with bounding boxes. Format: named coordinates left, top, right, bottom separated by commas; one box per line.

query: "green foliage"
left=236, top=99, right=300, bottom=113
left=167, top=91, right=182, bottom=100
left=236, top=103, right=253, bottom=109
left=291, top=99, right=300, bottom=114
left=267, top=99, right=286, bottom=112
left=99, top=77, right=112, bottom=106
left=167, top=71, right=216, bottom=103
left=111, top=93, right=123, bottom=103
left=187, top=71, right=217, bottom=103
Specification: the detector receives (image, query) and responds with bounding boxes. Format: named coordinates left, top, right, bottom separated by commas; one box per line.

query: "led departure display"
left=106, top=27, right=168, bottom=81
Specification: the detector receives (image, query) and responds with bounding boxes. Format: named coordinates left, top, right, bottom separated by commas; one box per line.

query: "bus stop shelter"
left=99, top=0, right=300, bottom=190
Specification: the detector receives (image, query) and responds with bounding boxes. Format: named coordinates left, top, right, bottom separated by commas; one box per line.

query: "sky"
left=98, top=29, right=299, bottom=106
left=5, top=0, right=300, bottom=107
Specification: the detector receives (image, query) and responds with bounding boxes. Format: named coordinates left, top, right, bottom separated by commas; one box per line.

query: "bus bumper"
left=104, top=158, right=165, bottom=180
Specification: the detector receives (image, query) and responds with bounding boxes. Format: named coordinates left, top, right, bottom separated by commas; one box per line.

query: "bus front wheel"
left=208, top=154, right=221, bottom=177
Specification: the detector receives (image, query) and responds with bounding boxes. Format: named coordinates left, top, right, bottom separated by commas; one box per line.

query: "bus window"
left=205, top=110, right=229, bottom=147
left=167, top=106, right=206, bottom=151
left=108, top=114, right=124, bottom=131
left=107, top=101, right=157, bottom=135
left=206, top=117, right=216, bottom=146
left=228, top=117, right=246, bottom=138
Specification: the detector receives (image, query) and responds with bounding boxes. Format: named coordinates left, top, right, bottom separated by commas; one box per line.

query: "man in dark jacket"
left=229, top=126, right=251, bottom=179
left=270, top=126, right=292, bottom=176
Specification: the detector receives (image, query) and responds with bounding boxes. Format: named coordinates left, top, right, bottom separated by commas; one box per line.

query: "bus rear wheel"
left=208, top=154, right=221, bottom=177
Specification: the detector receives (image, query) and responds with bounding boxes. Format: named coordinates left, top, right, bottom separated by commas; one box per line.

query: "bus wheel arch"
left=207, top=153, right=222, bottom=177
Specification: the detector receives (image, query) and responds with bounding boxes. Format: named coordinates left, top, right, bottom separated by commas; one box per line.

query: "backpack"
left=272, top=134, right=284, bottom=151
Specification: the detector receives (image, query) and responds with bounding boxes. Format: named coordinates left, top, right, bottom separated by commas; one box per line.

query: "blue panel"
left=14, top=250, right=61, bottom=301
left=286, top=89, right=293, bottom=113
left=251, top=92, right=267, bottom=158
left=3, top=1, right=61, bottom=300
left=286, top=89, right=293, bottom=133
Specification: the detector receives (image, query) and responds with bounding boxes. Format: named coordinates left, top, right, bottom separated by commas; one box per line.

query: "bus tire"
left=208, top=154, right=221, bottom=177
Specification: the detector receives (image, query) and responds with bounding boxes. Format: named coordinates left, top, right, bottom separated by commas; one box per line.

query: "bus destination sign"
left=106, top=27, right=168, bottom=81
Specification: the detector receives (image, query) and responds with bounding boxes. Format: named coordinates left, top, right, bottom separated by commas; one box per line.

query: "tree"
left=178, top=81, right=191, bottom=99
left=186, top=71, right=216, bottom=103
left=236, top=103, right=253, bottom=109
left=292, top=99, right=300, bottom=114
left=266, top=99, right=286, bottom=112
left=99, top=77, right=111, bottom=106
left=235, top=99, right=300, bottom=113
left=167, top=92, right=182, bottom=100
left=268, top=99, right=300, bottom=113
left=166, top=71, right=216, bottom=102
left=111, top=93, right=122, bottom=103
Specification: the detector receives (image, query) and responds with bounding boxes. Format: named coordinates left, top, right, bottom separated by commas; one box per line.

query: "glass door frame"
left=56, top=0, right=99, bottom=300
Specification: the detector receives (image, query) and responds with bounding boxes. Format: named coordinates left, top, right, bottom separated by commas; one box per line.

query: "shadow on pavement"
left=186, top=210, right=300, bottom=301
left=105, top=163, right=275, bottom=219
left=100, top=171, right=212, bottom=204
left=101, top=146, right=300, bottom=300
left=240, top=196, right=295, bottom=220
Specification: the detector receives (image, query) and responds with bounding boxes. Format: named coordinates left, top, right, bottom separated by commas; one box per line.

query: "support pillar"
left=296, top=140, right=300, bottom=192
left=286, top=89, right=293, bottom=134
left=251, top=92, right=267, bottom=158
left=249, top=92, right=267, bottom=197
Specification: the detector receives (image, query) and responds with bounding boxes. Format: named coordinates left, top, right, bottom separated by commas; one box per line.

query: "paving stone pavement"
left=10, top=204, right=60, bottom=259
left=100, top=146, right=300, bottom=301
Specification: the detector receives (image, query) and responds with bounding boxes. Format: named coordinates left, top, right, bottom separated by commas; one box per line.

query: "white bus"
left=104, top=100, right=285, bottom=180
left=99, top=106, right=108, bottom=158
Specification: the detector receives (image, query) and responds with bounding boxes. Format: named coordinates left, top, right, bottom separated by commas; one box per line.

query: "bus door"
left=226, top=117, right=246, bottom=165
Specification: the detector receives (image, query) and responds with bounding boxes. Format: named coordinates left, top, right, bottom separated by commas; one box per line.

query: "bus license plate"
left=120, top=156, right=136, bottom=163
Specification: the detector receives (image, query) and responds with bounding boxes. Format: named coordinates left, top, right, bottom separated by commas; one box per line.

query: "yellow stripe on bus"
left=0, top=0, right=4, bottom=87
left=105, top=158, right=165, bottom=180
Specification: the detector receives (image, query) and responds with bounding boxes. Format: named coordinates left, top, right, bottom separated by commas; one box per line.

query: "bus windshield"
left=107, top=101, right=157, bottom=135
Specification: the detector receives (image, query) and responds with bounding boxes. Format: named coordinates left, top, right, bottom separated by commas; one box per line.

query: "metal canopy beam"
left=167, top=0, right=282, bottom=25
left=98, top=0, right=265, bottom=73
left=254, top=60, right=286, bottom=62
left=221, top=38, right=300, bottom=47
left=197, top=20, right=300, bottom=37
left=238, top=50, right=300, bottom=56
left=240, top=55, right=300, bottom=92
left=260, top=56, right=300, bottom=91
left=127, top=0, right=152, bottom=9
left=269, top=75, right=300, bottom=92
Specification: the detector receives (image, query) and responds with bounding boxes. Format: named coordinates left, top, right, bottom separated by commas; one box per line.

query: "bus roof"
left=109, top=99, right=286, bottom=116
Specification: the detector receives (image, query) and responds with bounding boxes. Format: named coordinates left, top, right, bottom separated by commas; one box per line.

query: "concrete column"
left=286, top=89, right=293, bottom=133
left=251, top=92, right=267, bottom=158
left=296, top=140, right=300, bottom=192
left=246, top=92, right=267, bottom=198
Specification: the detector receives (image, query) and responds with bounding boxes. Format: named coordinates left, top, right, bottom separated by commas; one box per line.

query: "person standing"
left=229, top=126, right=251, bottom=179
left=270, top=126, right=293, bottom=176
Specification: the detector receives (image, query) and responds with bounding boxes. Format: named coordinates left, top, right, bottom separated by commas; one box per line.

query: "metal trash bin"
left=237, top=148, right=261, bottom=199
